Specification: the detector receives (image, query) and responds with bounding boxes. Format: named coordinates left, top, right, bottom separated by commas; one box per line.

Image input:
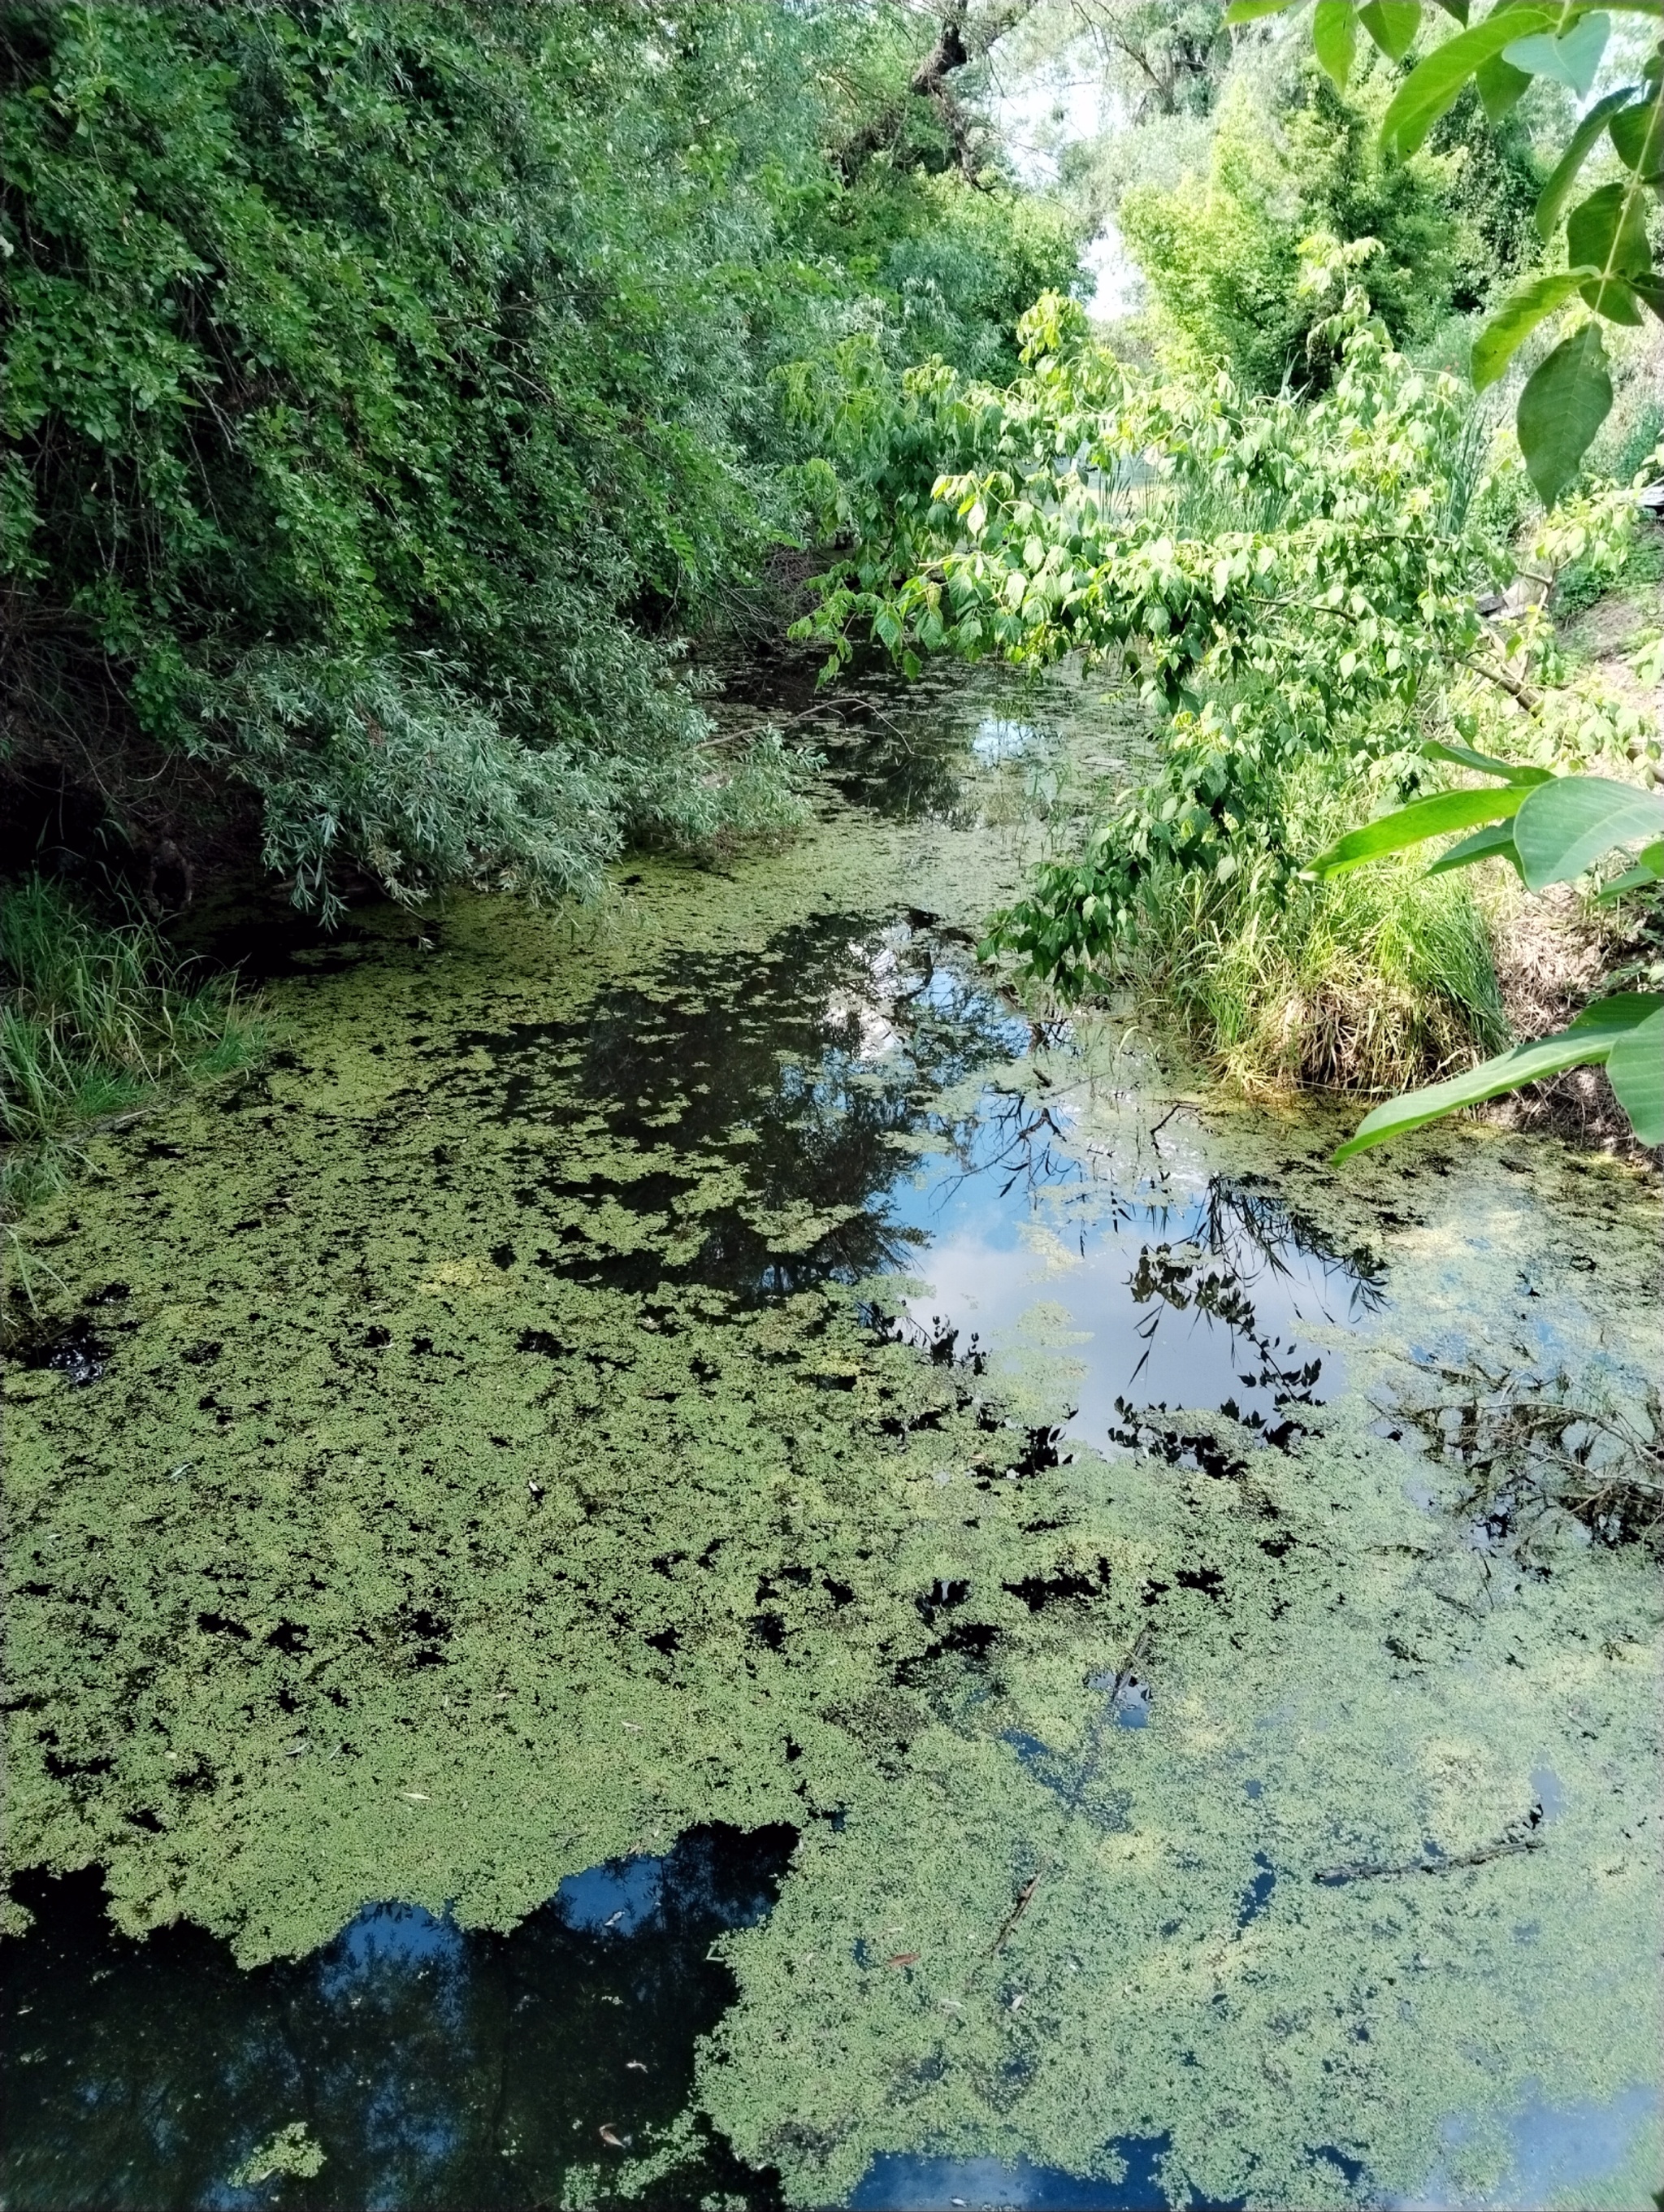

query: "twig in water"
left=1314, top=1830, right=1542, bottom=1886
left=984, top=1625, right=1150, bottom=1960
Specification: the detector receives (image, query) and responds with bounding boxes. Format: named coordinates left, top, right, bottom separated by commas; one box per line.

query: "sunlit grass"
left=1124, top=760, right=1509, bottom=1095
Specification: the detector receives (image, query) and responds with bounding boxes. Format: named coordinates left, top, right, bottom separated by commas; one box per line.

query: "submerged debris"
left=1388, top=1360, right=1664, bottom=1550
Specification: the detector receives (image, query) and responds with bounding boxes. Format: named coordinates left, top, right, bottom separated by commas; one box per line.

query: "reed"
left=1, top=877, right=262, bottom=1217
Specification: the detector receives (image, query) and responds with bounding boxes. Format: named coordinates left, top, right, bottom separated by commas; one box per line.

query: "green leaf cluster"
left=1225, top=0, right=1664, bottom=505
left=0, top=2, right=1086, bottom=913
left=800, top=297, right=1514, bottom=956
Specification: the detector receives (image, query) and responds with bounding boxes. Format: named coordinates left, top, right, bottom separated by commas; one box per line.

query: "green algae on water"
left=4, top=670, right=1661, bottom=2209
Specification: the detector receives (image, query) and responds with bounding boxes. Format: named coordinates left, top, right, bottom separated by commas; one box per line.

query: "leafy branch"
left=1226, top=0, right=1664, bottom=504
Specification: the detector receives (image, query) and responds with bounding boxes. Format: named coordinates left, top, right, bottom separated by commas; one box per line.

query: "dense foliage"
left=1261, top=0, right=1664, bottom=1149
left=800, top=278, right=1527, bottom=961
left=799, top=265, right=1657, bottom=1108
left=1117, top=59, right=1543, bottom=388
left=800, top=2, right=1662, bottom=1147
left=0, top=0, right=1083, bottom=917
left=1237, top=0, right=1663, bottom=505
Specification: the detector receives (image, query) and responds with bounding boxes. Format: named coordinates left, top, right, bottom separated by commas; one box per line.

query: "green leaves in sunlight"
left=1419, top=739, right=1553, bottom=787
left=799, top=0, right=1664, bottom=1160
left=1307, top=787, right=1531, bottom=878
left=1327, top=2, right=1664, bottom=512
left=1359, top=1, right=1427, bottom=62
left=1565, top=180, right=1655, bottom=319
left=1334, top=995, right=1663, bottom=1158
left=1610, top=89, right=1664, bottom=179
left=1424, top=819, right=1523, bottom=876
left=1606, top=1005, right=1664, bottom=1139
left=3, top=1, right=1091, bottom=922
left=1516, top=323, right=1613, bottom=507
left=1222, top=0, right=1304, bottom=21
left=1512, top=776, right=1664, bottom=889
left=1597, top=840, right=1664, bottom=900
left=1502, top=10, right=1610, bottom=96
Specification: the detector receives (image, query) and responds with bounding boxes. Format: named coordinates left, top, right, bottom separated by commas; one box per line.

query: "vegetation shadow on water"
left=1, top=1828, right=795, bottom=2212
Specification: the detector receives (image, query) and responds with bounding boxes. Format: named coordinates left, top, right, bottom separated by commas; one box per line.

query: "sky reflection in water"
left=477, top=904, right=1383, bottom=1447
left=3, top=673, right=1654, bottom=2212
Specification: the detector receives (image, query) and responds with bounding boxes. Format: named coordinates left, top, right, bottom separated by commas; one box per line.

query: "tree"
left=1239, top=0, right=1664, bottom=1152
left=0, top=1, right=1086, bottom=917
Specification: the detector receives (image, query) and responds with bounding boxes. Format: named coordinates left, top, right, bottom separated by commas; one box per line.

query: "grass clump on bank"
left=1, top=877, right=261, bottom=1214
left=1124, top=763, right=1509, bottom=1095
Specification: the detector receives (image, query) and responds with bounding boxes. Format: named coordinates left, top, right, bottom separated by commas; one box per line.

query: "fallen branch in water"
left=986, top=1624, right=1150, bottom=1958
left=1314, top=1830, right=1542, bottom=1887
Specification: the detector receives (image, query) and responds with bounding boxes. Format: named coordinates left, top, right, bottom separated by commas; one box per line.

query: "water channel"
left=4, top=660, right=1660, bottom=2210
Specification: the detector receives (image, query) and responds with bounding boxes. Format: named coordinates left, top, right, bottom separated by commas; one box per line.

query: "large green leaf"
left=1308, top=786, right=1528, bottom=878
left=1513, top=774, right=1664, bottom=887
left=1610, top=87, right=1664, bottom=176
left=1536, top=89, right=1640, bottom=239
left=1380, top=5, right=1554, bottom=155
left=1502, top=10, right=1610, bottom=95
left=1422, top=737, right=1553, bottom=785
left=1223, top=0, right=1302, bottom=19
left=1566, top=180, right=1653, bottom=318
left=1515, top=322, right=1612, bottom=506
left=1606, top=1005, right=1664, bottom=1143
left=1471, top=269, right=1600, bottom=390
left=1360, top=0, right=1424, bottom=59
left=1566, top=178, right=1653, bottom=264
left=1314, top=0, right=1359, bottom=84
left=1477, top=50, right=1534, bottom=118
left=1425, top=819, right=1522, bottom=874
left=1333, top=995, right=1659, bottom=1160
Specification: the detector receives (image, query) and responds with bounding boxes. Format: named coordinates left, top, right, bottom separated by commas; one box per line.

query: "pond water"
left=4, top=660, right=1661, bottom=2210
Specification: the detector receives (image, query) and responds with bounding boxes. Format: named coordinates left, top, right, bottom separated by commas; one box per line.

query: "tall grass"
left=2, top=877, right=261, bottom=1216
left=1124, top=761, right=1509, bottom=1095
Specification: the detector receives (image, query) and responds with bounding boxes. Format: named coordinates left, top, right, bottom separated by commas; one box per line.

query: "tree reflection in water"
left=2, top=1827, right=793, bottom=2211
left=444, top=909, right=1384, bottom=1447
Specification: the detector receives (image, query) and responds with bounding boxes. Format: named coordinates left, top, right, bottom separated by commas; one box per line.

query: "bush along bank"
left=795, top=269, right=1661, bottom=1122
left=0, top=0, right=1086, bottom=920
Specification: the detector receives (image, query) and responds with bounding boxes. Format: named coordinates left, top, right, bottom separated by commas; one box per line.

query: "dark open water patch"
left=0, top=1827, right=794, bottom=2212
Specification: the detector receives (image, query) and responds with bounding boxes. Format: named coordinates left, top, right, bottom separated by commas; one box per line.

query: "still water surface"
left=4, top=661, right=1659, bottom=2209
